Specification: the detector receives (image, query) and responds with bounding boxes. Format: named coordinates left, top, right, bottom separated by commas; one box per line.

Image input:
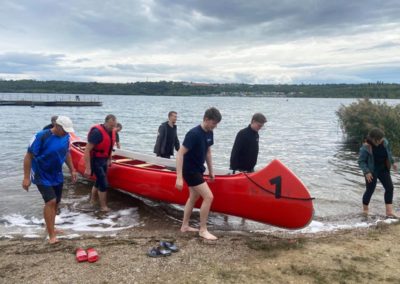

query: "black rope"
left=243, top=173, right=315, bottom=201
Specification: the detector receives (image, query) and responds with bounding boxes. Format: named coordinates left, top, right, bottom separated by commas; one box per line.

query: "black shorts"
left=37, top=183, right=63, bottom=203
left=183, top=172, right=205, bottom=187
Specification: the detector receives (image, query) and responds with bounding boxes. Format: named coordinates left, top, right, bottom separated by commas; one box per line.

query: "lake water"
left=1, top=94, right=399, bottom=238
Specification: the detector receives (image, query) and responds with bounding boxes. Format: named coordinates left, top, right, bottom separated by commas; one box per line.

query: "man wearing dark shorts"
left=22, top=116, right=77, bottom=244
left=175, top=107, right=222, bottom=240
left=84, top=114, right=117, bottom=212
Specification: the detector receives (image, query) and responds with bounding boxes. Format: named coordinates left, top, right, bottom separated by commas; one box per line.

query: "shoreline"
left=1, top=222, right=400, bottom=283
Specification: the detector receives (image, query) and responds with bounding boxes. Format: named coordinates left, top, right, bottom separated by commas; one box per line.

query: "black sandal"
left=147, top=246, right=172, bottom=257
left=160, top=241, right=179, bottom=252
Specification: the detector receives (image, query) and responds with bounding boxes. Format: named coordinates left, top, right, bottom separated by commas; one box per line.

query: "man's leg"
left=181, top=187, right=200, bottom=232
left=90, top=186, right=99, bottom=204
left=43, top=199, right=58, bottom=244
left=98, top=191, right=110, bottom=212
left=192, top=182, right=217, bottom=240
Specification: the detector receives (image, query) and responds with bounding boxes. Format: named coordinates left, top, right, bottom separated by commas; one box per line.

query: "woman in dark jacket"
left=358, top=128, right=398, bottom=218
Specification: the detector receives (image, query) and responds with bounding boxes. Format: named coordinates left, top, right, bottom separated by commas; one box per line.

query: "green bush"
left=336, top=99, right=400, bottom=156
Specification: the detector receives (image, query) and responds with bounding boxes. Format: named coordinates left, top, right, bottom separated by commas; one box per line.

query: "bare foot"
left=55, top=228, right=64, bottom=234
left=386, top=212, right=399, bottom=219
left=199, top=230, right=218, bottom=240
left=48, top=237, right=60, bottom=245
left=180, top=226, right=199, bottom=232
left=100, top=206, right=111, bottom=212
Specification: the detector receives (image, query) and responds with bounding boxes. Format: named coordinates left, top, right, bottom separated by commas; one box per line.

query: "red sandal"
left=87, top=248, right=99, bottom=263
left=75, top=248, right=88, bottom=262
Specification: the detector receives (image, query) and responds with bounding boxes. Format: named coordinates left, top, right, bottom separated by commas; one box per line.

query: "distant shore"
left=1, top=221, right=400, bottom=283
left=1, top=80, right=399, bottom=98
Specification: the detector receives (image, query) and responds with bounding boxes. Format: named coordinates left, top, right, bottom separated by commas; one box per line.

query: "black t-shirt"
left=372, top=143, right=388, bottom=173
left=183, top=125, right=213, bottom=174
left=165, top=124, right=175, bottom=151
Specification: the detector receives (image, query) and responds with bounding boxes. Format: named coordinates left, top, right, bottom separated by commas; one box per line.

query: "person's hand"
left=393, top=163, right=398, bottom=172
left=208, top=173, right=215, bottom=183
left=175, top=177, right=183, bottom=191
left=22, top=177, right=31, bottom=191
left=71, top=170, right=78, bottom=183
left=107, top=159, right=112, bottom=167
left=365, top=172, right=373, bottom=183
left=84, top=167, right=91, bottom=178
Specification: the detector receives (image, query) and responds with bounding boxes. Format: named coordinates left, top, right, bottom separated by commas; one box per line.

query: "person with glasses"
left=230, top=113, right=267, bottom=174
left=22, top=116, right=77, bottom=244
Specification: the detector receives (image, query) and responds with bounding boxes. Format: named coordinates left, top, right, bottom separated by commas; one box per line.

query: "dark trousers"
left=363, top=170, right=394, bottom=205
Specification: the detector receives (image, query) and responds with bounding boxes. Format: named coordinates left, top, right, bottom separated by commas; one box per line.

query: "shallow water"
left=1, top=94, right=399, bottom=237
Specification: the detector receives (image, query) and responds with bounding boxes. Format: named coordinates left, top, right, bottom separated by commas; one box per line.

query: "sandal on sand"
left=147, top=246, right=171, bottom=257
left=75, top=248, right=88, bottom=262
left=87, top=248, right=99, bottom=263
left=160, top=241, right=179, bottom=252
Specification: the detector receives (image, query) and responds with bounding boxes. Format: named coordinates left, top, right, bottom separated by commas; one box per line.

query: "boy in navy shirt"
left=175, top=107, right=222, bottom=240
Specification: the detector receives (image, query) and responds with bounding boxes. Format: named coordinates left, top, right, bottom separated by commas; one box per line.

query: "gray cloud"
left=0, top=0, right=399, bottom=83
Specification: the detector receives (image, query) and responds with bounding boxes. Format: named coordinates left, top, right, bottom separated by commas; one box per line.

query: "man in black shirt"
left=230, top=113, right=267, bottom=173
left=154, top=111, right=180, bottom=158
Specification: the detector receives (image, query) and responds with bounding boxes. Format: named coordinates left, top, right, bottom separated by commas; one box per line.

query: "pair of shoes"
left=75, top=248, right=99, bottom=263
left=147, top=246, right=172, bottom=258
left=160, top=241, right=179, bottom=252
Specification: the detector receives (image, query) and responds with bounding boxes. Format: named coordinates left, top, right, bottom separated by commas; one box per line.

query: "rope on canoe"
left=243, top=173, right=315, bottom=201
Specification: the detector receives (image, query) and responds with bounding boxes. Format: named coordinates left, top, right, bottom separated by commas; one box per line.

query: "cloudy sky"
left=0, top=0, right=399, bottom=84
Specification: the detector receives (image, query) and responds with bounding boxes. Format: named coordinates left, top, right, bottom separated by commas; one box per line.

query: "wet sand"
left=1, top=221, right=400, bottom=283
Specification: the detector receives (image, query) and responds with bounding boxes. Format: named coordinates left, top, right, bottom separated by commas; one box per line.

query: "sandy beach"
left=1, top=220, right=399, bottom=284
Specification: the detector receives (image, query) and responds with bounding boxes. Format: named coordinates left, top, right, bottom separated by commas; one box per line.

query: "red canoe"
left=70, top=140, right=314, bottom=229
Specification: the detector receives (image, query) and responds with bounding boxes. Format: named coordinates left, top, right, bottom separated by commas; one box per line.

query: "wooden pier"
left=0, top=94, right=102, bottom=107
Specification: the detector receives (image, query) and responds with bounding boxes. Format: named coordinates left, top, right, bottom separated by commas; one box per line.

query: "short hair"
left=368, top=128, right=385, bottom=140
left=203, top=107, right=222, bottom=122
left=251, top=113, right=267, bottom=124
left=51, top=116, right=58, bottom=123
left=168, top=111, right=177, bottom=118
left=105, top=114, right=116, bottom=123
left=116, top=123, right=122, bottom=129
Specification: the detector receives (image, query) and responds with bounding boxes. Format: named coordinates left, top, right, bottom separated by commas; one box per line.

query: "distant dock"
left=0, top=94, right=102, bottom=107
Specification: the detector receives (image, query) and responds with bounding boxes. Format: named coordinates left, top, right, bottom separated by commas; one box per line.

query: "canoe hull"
left=70, top=141, right=314, bottom=229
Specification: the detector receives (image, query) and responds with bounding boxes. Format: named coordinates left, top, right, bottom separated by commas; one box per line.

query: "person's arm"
left=358, top=147, right=373, bottom=182
left=84, top=143, right=95, bottom=177
left=174, top=130, right=180, bottom=152
left=22, top=152, right=33, bottom=191
left=154, top=124, right=164, bottom=155
left=65, top=153, right=78, bottom=183
left=205, top=147, right=214, bottom=181
left=175, top=145, right=188, bottom=191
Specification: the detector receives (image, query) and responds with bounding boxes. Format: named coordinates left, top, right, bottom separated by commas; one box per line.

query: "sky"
left=0, top=0, right=399, bottom=84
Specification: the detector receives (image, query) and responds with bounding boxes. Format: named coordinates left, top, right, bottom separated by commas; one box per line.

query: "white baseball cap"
left=56, top=116, right=74, bottom=133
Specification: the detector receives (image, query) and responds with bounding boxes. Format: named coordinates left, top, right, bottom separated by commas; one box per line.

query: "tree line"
left=0, top=79, right=400, bottom=98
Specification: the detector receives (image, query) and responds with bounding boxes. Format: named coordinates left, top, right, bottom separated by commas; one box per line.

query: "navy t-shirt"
left=183, top=125, right=214, bottom=174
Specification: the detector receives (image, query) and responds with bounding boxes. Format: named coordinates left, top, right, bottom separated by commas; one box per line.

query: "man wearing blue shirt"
left=22, top=116, right=77, bottom=244
left=175, top=107, right=222, bottom=240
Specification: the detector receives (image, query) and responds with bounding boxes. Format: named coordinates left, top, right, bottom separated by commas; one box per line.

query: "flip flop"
left=160, top=241, right=179, bottom=252
left=75, top=248, right=88, bottom=262
left=87, top=248, right=99, bottom=263
left=147, top=246, right=171, bottom=257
